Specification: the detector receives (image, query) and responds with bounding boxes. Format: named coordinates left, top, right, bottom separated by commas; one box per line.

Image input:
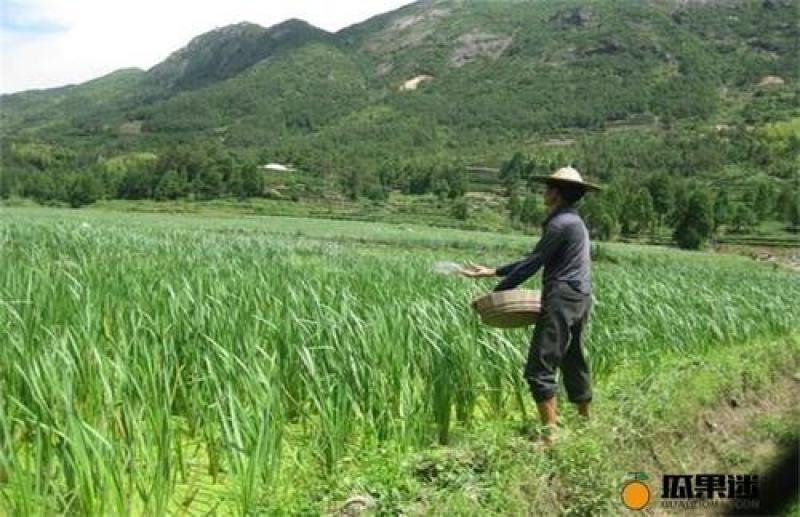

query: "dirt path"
left=643, top=372, right=799, bottom=515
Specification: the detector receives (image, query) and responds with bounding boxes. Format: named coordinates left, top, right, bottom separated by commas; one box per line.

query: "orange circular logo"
left=621, top=480, right=651, bottom=511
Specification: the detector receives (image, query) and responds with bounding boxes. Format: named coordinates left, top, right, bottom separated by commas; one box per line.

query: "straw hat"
left=471, top=289, right=541, bottom=328
left=530, top=166, right=602, bottom=192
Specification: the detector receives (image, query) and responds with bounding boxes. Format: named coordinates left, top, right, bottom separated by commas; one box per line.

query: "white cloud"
left=0, top=0, right=411, bottom=94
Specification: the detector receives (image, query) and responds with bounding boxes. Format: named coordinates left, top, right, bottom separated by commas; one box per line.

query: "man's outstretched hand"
left=460, top=264, right=496, bottom=278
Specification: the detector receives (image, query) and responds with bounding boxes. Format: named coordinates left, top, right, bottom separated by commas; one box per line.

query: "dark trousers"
left=525, top=281, right=592, bottom=403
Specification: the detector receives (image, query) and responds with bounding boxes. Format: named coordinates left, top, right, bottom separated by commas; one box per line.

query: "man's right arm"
left=493, top=221, right=565, bottom=291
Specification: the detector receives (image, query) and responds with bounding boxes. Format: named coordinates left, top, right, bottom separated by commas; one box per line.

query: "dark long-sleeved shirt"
left=494, top=206, right=592, bottom=294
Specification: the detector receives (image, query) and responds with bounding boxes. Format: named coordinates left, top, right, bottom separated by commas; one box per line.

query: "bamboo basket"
left=471, top=289, right=541, bottom=328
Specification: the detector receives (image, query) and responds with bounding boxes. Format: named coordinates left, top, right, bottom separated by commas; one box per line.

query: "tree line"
left=498, top=150, right=799, bottom=250
left=1, top=143, right=263, bottom=207
left=2, top=121, right=797, bottom=250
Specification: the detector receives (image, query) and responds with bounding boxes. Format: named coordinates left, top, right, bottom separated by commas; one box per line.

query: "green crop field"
left=1, top=207, right=799, bottom=515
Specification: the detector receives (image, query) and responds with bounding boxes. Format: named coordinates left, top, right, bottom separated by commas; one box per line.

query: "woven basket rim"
left=471, top=288, right=541, bottom=328
left=472, top=289, right=541, bottom=312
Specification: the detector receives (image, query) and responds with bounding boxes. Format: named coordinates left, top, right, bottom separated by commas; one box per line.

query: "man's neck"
left=547, top=201, right=568, bottom=215
left=543, top=201, right=572, bottom=226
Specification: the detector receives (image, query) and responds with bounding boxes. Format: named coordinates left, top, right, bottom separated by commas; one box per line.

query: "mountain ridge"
left=1, top=0, right=797, bottom=172
left=148, top=19, right=333, bottom=91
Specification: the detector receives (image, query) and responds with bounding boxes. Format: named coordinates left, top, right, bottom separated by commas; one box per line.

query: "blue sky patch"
left=1, top=1, right=68, bottom=35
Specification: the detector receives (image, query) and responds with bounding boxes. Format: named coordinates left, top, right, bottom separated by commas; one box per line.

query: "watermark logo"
left=661, top=474, right=759, bottom=511
left=621, top=477, right=652, bottom=511
left=622, top=472, right=760, bottom=512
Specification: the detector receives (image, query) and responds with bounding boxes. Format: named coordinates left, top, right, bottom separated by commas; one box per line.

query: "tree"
left=775, top=186, right=799, bottom=227
left=21, top=171, right=56, bottom=202
left=193, top=165, right=223, bottom=200
left=508, top=193, right=523, bottom=222
left=66, top=172, right=103, bottom=208
left=673, top=190, right=714, bottom=249
left=749, top=181, right=775, bottom=220
left=377, top=160, right=398, bottom=191
left=154, top=170, right=188, bottom=200
left=443, top=165, right=466, bottom=199
left=344, top=169, right=362, bottom=201
left=451, top=197, right=469, bottom=221
left=668, top=180, right=690, bottom=228
left=645, top=173, right=674, bottom=229
left=519, top=194, right=545, bottom=227
left=0, top=167, right=20, bottom=198
left=406, top=164, right=431, bottom=195
left=227, top=166, right=244, bottom=199
left=639, top=189, right=655, bottom=235
left=431, top=175, right=450, bottom=200
left=621, top=188, right=654, bottom=236
left=713, top=190, right=732, bottom=230
left=581, top=195, right=617, bottom=241
left=365, top=183, right=387, bottom=202
left=240, top=163, right=264, bottom=198
left=158, top=145, right=207, bottom=185
left=499, top=152, right=527, bottom=196
left=786, top=196, right=800, bottom=228
left=732, top=204, right=758, bottom=233
left=118, top=167, right=156, bottom=199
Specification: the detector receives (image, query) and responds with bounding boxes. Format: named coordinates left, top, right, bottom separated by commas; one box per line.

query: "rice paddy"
left=1, top=207, right=798, bottom=514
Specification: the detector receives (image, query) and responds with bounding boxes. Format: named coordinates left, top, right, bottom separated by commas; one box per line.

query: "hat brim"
left=530, top=176, right=603, bottom=192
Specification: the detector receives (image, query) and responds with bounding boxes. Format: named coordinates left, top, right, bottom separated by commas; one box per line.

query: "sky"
left=0, top=0, right=413, bottom=94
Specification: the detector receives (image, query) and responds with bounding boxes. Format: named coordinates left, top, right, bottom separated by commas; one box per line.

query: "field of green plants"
left=1, top=207, right=799, bottom=515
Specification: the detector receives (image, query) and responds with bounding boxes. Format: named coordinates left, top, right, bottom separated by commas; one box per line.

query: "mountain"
left=0, top=17, right=335, bottom=140
left=149, top=20, right=333, bottom=91
left=141, top=41, right=368, bottom=142
left=0, top=68, right=165, bottom=137
left=1, top=0, right=798, bottom=202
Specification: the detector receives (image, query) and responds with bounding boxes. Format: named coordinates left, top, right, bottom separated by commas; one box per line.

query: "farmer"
left=461, top=166, right=601, bottom=444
